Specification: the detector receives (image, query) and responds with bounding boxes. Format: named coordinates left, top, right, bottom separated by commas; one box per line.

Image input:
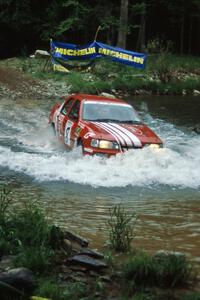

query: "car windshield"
left=82, top=101, right=142, bottom=124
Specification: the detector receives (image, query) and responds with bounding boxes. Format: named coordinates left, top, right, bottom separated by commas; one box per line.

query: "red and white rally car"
left=49, top=94, right=163, bottom=156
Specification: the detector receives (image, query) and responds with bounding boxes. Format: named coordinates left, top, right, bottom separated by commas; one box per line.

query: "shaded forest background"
left=0, top=0, right=200, bottom=58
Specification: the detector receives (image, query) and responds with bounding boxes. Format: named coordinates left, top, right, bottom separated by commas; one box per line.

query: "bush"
left=154, top=252, right=194, bottom=287
left=123, top=251, right=194, bottom=288
left=35, top=279, right=87, bottom=300
left=15, top=246, right=54, bottom=273
left=34, top=278, right=67, bottom=300
left=0, top=186, right=59, bottom=273
left=107, top=204, right=137, bottom=252
left=183, top=292, right=200, bottom=300
left=123, top=251, right=156, bottom=287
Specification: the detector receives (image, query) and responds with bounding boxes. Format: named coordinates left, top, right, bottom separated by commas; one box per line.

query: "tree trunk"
left=117, top=0, right=129, bottom=49
left=188, top=17, right=192, bottom=54
left=136, top=11, right=146, bottom=52
left=180, top=14, right=185, bottom=54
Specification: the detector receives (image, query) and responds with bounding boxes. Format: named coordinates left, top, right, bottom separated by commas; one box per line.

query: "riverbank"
left=0, top=54, right=200, bottom=100
left=0, top=187, right=199, bottom=300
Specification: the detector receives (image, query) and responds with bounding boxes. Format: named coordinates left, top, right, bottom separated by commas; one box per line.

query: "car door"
left=56, top=97, right=75, bottom=138
left=63, top=99, right=81, bottom=149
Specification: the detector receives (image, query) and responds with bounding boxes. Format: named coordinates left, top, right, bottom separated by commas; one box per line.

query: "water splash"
left=0, top=100, right=200, bottom=188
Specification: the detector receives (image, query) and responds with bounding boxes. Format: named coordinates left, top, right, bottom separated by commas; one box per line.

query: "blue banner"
left=51, top=40, right=147, bottom=69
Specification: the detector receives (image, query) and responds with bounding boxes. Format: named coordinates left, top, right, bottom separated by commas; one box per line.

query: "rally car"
left=49, top=94, right=163, bottom=156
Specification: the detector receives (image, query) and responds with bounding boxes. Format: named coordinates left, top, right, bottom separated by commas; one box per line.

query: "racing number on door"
left=65, top=120, right=74, bottom=146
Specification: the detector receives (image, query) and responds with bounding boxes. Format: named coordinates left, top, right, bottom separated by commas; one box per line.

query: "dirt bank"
left=0, top=64, right=70, bottom=101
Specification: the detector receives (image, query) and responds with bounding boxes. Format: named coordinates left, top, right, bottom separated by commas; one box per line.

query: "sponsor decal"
left=123, top=124, right=142, bottom=135
left=84, top=147, right=93, bottom=153
left=56, top=114, right=65, bottom=137
left=78, top=121, right=85, bottom=129
left=51, top=40, right=147, bottom=69
left=75, top=126, right=82, bottom=137
left=84, top=132, right=96, bottom=139
left=65, top=120, right=74, bottom=146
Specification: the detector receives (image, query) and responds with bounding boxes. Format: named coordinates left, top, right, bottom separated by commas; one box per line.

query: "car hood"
left=85, top=121, right=162, bottom=147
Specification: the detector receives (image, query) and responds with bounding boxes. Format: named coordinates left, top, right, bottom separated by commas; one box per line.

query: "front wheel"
left=77, top=139, right=84, bottom=154
left=50, top=123, right=56, bottom=136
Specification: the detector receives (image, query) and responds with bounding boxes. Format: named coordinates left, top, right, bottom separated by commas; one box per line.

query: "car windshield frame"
left=82, top=101, right=142, bottom=124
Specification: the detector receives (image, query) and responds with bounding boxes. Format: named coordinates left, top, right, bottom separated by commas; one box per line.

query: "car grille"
left=121, top=145, right=142, bottom=150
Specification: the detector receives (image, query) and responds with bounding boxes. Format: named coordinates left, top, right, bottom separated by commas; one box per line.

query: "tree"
left=117, top=0, right=129, bottom=49
left=131, top=2, right=146, bottom=52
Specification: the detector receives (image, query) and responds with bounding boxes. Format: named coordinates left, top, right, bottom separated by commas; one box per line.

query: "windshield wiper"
left=91, top=118, right=121, bottom=123
left=122, top=120, right=142, bottom=124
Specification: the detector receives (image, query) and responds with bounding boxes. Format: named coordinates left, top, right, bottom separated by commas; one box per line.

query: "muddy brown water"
left=0, top=95, right=199, bottom=267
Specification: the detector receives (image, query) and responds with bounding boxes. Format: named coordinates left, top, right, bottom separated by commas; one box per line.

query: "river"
left=0, top=95, right=199, bottom=265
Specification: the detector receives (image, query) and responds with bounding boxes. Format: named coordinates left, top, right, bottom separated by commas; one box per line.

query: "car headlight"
left=91, top=139, right=119, bottom=149
left=149, top=144, right=161, bottom=149
left=145, top=144, right=163, bottom=149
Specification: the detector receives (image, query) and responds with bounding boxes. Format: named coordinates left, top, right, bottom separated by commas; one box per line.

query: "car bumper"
left=83, top=143, right=163, bottom=157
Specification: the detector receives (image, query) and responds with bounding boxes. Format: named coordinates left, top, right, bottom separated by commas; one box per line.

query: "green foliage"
left=1, top=54, right=200, bottom=96
left=56, top=0, right=92, bottom=36
left=1, top=0, right=200, bottom=56
left=0, top=186, right=62, bottom=273
left=35, top=279, right=87, bottom=300
left=103, top=250, right=116, bottom=267
left=10, top=201, right=51, bottom=249
left=0, top=186, right=13, bottom=256
left=122, top=251, right=195, bottom=289
left=107, top=204, right=137, bottom=252
left=183, top=292, right=200, bottom=300
left=34, top=278, right=68, bottom=300
left=154, top=252, right=194, bottom=287
left=0, top=186, right=12, bottom=222
left=146, top=38, right=173, bottom=54
left=14, top=246, right=54, bottom=273
left=67, top=71, right=111, bottom=94
left=123, top=251, right=156, bottom=287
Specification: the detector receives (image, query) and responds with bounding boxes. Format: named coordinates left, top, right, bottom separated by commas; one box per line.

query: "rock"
left=154, top=250, right=185, bottom=259
left=100, top=275, right=111, bottom=282
left=68, top=255, right=107, bottom=270
left=78, top=248, right=104, bottom=259
left=193, top=89, right=200, bottom=95
left=193, top=125, right=200, bottom=134
left=108, top=73, right=118, bottom=79
left=63, top=238, right=73, bottom=251
left=34, top=50, right=50, bottom=58
left=0, top=255, right=16, bottom=271
left=0, top=267, right=36, bottom=294
left=64, top=231, right=89, bottom=247
left=69, top=265, right=87, bottom=272
left=100, top=92, right=115, bottom=99
left=31, top=297, right=50, bottom=300
left=182, top=89, right=186, bottom=95
left=89, top=270, right=99, bottom=277
left=71, top=274, right=88, bottom=283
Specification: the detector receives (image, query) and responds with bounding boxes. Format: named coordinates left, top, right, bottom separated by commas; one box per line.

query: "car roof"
left=73, top=94, right=126, bottom=104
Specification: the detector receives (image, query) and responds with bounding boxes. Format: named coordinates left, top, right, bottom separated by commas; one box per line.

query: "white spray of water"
left=0, top=101, right=200, bottom=188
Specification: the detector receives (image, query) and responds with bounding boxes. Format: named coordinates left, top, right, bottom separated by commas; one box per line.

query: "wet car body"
left=49, top=94, right=163, bottom=156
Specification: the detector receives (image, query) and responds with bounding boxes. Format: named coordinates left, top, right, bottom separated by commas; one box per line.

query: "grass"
left=0, top=186, right=67, bottom=273
left=1, top=54, right=200, bottom=95
left=182, top=292, right=200, bottom=300
left=34, top=279, right=88, bottom=300
left=107, top=204, right=137, bottom=252
left=122, top=251, right=195, bottom=289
